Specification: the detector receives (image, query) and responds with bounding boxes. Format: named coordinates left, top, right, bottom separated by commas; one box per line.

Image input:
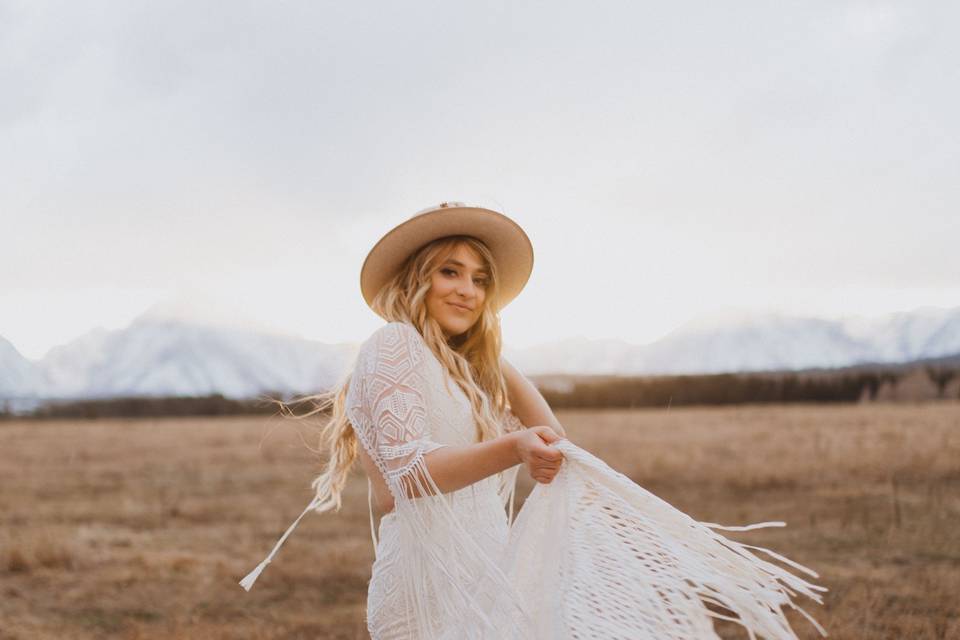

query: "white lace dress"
left=240, top=321, right=828, bottom=640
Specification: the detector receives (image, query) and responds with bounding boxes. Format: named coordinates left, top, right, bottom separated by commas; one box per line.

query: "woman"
left=240, top=203, right=828, bottom=639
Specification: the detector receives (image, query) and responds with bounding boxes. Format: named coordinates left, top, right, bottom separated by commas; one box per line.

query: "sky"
left=2, top=0, right=959, bottom=360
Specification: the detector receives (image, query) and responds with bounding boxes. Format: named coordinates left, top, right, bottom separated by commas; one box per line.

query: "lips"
left=447, top=302, right=472, bottom=312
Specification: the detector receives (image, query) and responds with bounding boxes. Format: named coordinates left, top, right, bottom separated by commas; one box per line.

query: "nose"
left=456, top=277, right=477, bottom=299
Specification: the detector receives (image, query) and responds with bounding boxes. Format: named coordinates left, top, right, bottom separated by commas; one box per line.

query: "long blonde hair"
left=275, top=235, right=510, bottom=514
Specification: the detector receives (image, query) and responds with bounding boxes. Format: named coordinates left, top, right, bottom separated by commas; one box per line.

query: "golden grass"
left=0, top=402, right=957, bottom=639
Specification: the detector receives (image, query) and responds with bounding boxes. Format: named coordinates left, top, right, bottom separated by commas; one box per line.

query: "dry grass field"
left=1, top=402, right=958, bottom=639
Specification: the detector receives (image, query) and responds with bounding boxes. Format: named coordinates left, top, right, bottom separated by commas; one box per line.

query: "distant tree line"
left=0, top=366, right=956, bottom=420
left=924, top=366, right=957, bottom=398
left=539, top=371, right=875, bottom=409
left=0, top=393, right=283, bottom=420
left=540, top=366, right=959, bottom=409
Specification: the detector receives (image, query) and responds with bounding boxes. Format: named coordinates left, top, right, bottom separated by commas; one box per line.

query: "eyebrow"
left=443, top=259, right=489, bottom=275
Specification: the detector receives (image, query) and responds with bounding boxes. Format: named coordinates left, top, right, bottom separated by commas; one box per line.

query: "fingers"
left=521, top=428, right=565, bottom=463
left=533, top=446, right=564, bottom=463
left=532, top=453, right=562, bottom=468
left=533, top=468, right=560, bottom=484
left=532, top=425, right=562, bottom=444
left=519, top=428, right=566, bottom=484
left=536, top=451, right=564, bottom=463
left=530, top=457, right=563, bottom=484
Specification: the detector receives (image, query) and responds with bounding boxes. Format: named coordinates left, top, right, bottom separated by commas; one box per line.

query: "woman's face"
left=425, top=243, right=490, bottom=338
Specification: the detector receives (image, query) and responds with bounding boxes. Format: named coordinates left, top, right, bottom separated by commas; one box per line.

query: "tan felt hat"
left=360, top=202, right=534, bottom=316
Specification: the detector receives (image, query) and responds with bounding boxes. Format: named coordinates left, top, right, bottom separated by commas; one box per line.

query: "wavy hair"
left=272, top=235, right=510, bottom=514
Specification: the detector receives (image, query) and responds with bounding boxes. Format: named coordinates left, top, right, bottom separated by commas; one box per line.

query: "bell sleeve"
left=345, top=322, right=536, bottom=638
left=345, top=322, right=449, bottom=500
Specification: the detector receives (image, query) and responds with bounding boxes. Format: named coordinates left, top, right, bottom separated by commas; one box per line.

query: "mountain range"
left=2, top=305, right=959, bottom=401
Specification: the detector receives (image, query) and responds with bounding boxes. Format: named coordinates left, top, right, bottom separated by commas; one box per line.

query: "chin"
left=444, top=324, right=469, bottom=337
left=440, top=319, right=474, bottom=338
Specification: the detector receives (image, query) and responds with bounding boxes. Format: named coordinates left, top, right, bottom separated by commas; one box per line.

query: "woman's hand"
left=514, top=426, right=565, bottom=484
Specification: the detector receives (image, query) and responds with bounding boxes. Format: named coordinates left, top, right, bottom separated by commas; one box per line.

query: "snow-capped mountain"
left=0, top=336, right=46, bottom=397
left=2, top=304, right=960, bottom=400
left=504, top=306, right=960, bottom=376
left=839, top=306, right=960, bottom=362
left=39, top=317, right=356, bottom=399
left=1, top=306, right=357, bottom=400
left=623, top=312, right=877, bottom=374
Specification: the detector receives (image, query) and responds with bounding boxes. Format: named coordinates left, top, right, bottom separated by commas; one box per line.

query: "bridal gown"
left=240, top=321, right=828, bottom=640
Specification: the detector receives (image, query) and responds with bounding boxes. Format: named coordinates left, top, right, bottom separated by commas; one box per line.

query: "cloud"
left=1, top=0, right=958, bottom=356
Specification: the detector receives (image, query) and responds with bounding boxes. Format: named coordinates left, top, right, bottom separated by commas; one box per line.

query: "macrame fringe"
left=238, top=559, right=269, bottom=592
left=386, top=450, right=536, bottom=639
left=237, top=495, right=323, bottom=592
left=503, top=439, right=829, bottom=640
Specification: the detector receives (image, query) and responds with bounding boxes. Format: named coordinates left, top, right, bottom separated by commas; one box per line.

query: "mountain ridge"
left=3, top=305, right=959, bottom=400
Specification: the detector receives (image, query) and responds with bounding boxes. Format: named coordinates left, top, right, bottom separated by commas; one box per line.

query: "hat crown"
left=412, top=201, right=467, bottom=217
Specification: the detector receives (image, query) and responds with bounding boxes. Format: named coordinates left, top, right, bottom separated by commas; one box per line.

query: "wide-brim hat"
left=360, top=202, right=534, bottom=317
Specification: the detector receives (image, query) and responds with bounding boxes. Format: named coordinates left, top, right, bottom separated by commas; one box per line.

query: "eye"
left=441, top=268, right=457, bottom=277
left=474, top=277, right=489, bottom=288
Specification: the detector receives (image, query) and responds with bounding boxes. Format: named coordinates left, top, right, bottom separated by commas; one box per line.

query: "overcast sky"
left=2, top=0, right=958, bottom=359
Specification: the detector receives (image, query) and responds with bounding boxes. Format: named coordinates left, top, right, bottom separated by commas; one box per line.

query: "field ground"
left=1, top=402, right=958, bottom=639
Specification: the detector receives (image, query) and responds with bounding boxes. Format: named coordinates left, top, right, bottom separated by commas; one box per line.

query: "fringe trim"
left=547, top=439, right=829, bottom=639
left=389, top=449, right=537, bottom=639
left=237, top=495, right=323, bottom=592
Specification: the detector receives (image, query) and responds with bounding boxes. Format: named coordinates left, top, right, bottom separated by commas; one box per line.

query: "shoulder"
left=361, top=321, right=424, bottom=351
left=355, top=322, right=428, bottom=372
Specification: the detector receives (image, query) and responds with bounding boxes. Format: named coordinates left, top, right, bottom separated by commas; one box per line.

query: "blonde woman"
left=240, top=203, right=828, bottom=640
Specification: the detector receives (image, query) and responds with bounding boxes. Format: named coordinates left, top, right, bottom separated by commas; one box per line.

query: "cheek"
left=427, top=276, right=450, bottom=304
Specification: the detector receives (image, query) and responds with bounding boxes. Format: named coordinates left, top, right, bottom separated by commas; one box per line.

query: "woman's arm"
left=414, top=358, right=567, bottom=501
left=423, top=427, right=557, bottom=489
left=501, top=356, right=568, bottom=438
left=373, top=427, right=563, bottom=510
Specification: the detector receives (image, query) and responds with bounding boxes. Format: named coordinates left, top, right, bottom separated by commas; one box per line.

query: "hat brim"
left=360, top=205, right=533, bottom=317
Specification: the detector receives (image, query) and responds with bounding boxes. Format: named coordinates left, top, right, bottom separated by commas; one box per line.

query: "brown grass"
left=0, top=402, right=957, bottom=639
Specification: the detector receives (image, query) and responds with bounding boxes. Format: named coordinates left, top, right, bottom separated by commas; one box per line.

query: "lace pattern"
left=346, top=322, right=534, bottom=639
